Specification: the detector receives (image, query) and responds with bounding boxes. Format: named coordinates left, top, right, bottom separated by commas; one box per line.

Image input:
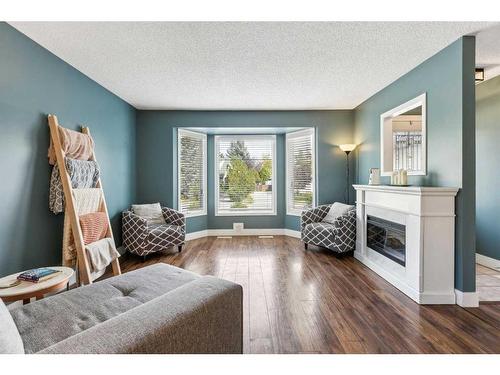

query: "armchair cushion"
left=132, top=203, right=166, bottom=225
left=145, top=224, right=185, bottom=254
left=302, top=222, right=336, bottom=249
left=322, top=202, right=354, bottom=224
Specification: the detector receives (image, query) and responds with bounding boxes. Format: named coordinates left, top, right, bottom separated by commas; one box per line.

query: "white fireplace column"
left=353, top=185, right=459, bottom=304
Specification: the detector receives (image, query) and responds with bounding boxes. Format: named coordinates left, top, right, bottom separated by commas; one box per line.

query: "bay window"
left=177, top=129, right=207, bottom=217
left=286, top=128, right=315, bottom=215
left=215, top=135, right=276, bottom=216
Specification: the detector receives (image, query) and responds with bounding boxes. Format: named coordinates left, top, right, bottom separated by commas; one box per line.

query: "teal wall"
left=0, top=23, right=136, bottom=277
left=476, top=75, right=500, bottom=261
left=136, top=110, right=354, bottom=232
left=354, top=37, right=476, bottom=292
left=1, top=22, right=479, bottom=295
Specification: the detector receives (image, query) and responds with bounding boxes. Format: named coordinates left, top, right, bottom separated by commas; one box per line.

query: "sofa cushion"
left=0, top=299, right=24, bottom=354
left=322, top=202, right=354, bottom=224
left=132, top=203, right=166, bottom=225
left=10, top=263, right=199, bottom=353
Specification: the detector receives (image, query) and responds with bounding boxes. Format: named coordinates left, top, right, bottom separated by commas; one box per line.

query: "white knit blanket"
left=85, top=237, right=120, bottom=274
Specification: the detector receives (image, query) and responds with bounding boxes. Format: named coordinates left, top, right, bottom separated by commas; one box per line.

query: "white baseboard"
left=455, top=289, right=479, bottom=307
left=284, top=229, right=301, bottom=238
left=185, top=230, right=208, bottom=241
left=186, top=228, right=301, bottom=241
left=207, top=228, right=286, bottom=237
left=476, top=253, right=500, bottom=270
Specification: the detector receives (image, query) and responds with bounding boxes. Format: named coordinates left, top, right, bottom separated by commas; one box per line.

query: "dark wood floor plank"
left=118, top=235, right=500, bottom=354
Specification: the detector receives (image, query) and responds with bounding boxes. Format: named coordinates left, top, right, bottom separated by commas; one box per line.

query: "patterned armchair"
left=300, top=204, right=356, bottom=255
left=122, top=207, right=185, bottom=259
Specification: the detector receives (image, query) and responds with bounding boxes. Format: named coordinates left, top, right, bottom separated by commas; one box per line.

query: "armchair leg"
left=142, top=255, right=147, bottom=263
left=304, top=243, right=308, bottom=250
left=178, top=245, right=183, bottom=252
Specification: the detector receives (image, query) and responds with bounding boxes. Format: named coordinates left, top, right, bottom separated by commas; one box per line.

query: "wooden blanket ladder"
left=48, top=114, right=121, bottom=285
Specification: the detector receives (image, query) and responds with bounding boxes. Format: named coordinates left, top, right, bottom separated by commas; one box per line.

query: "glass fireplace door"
left=366, top=215, right=406, bottom=266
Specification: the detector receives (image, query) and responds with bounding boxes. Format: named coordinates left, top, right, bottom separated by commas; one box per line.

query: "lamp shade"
left=339, top=144, right=356, bottom=152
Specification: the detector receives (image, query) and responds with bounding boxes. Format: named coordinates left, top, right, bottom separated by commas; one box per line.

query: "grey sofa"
left=301, top=204, right=356, bottom=254
left=1, top=264, right=243, bottom=354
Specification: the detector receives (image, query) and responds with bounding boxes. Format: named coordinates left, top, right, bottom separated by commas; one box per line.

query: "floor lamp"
left=339, top=144, right=356, bottom=204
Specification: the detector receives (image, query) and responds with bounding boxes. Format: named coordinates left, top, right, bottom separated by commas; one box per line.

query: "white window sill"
left=215, top=211, right=277, bottom=217
left=185, top=211, right=207, bottom=218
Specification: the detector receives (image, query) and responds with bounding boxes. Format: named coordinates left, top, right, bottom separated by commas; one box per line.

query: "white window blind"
left=286, top=128, right=315, bottom=215
left=178, top=129, right=207, bottom=217
left=215, top=135, right=276, bottom=216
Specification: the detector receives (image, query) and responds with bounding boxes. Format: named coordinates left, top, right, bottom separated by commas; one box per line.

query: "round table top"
left=0, top=266, right=74, bottom=299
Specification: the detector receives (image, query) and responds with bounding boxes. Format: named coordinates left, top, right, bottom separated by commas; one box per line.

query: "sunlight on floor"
left=476, top=264, right=500, bottom=302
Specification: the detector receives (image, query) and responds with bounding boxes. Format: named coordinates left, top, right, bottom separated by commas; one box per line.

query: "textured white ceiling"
left=9, top=22, right=499, bottom=110
left=476, top=24, right=500, bottom=80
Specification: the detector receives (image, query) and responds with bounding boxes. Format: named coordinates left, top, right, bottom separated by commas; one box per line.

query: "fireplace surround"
left=353, top=185, right=459, bottom=304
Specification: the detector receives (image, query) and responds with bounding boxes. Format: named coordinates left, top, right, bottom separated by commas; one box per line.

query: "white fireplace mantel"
left=353, top=184, right=459, bottom=304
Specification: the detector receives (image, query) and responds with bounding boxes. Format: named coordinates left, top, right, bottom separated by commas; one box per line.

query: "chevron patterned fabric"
left=301, top=204, right=356, bottom=253
left=122, top=206, right=185, bottom=256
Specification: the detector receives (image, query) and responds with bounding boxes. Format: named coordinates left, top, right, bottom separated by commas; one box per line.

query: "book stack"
left=17, top=268, right=61, bottom=283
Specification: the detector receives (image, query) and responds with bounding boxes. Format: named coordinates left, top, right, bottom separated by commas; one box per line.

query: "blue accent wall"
left=476, top=75, right=500, bottom=261
left=354, top=37, right=476, bottom=292
left=0, top=23, right=136, bottom=277
left=1, top=22, right=478, bottom=296
left=136, top=110, right=354, bottom=232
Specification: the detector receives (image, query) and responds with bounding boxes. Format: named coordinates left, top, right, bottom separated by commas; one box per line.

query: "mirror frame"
left=380, top=93, right=427, bottom=176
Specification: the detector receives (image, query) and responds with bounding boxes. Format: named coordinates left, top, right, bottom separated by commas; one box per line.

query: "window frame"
left=214, top=134, right=277, bottom=217
left=286, top=128, right=316, bottom=216
left=177, top=128, right=207, bottom=218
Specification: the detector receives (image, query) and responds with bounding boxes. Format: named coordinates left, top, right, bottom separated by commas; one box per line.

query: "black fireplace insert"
left=366, top=215, right=406, bottom=266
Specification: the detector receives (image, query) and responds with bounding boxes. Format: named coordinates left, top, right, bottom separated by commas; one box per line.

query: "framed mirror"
left=380, top=93, right=426, bottom=176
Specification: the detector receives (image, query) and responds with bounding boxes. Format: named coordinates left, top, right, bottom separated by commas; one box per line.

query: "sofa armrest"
left=300, top=204, right=332, bottom=230
left=38, top=276, right=243, bottom=354
left=161, top=207, right=185, bottom=230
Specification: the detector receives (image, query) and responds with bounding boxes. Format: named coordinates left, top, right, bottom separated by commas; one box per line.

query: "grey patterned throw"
left=49, top=158, right=100, bottom=214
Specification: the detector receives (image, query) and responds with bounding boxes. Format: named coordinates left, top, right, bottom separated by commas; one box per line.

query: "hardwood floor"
left=119, top=236, right=500, bottom=354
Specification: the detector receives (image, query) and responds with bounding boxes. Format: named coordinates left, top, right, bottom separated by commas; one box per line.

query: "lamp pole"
left=339, top=144, right=356, bottom=204
left=344, top=150, right=351, bottom=204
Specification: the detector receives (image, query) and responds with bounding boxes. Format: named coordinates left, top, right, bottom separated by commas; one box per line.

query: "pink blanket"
left=48, top=126, right=94, bottom=165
